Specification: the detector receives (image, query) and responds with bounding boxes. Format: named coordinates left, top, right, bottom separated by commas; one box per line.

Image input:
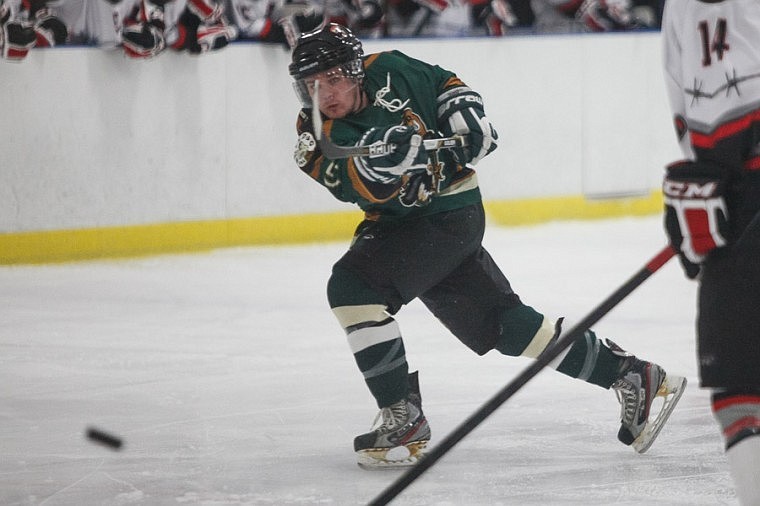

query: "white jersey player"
left=661, top=1, right=760, bottom=505
left=663, top=0, right=760, bottom=160
left=61, top=0, right=236, bottom=58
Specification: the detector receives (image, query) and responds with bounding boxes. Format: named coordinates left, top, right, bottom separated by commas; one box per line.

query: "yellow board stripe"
left=0, top=212, right=362, bottom=265
left=0, top=192, right=662, bottom=265
left=484, top=191, right=663, bottom=226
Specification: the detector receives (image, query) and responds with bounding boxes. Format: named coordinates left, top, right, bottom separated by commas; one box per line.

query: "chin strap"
left=374, top=73, right=410, bottom=112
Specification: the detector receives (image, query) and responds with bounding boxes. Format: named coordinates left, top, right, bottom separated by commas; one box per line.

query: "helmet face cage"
left=289, top=23, right=364, bottom=108
left=292, top=60, right=363, bottom=108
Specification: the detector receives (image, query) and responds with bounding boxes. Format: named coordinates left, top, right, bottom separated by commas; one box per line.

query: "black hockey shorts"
left=335, top=203, right=521, bottom=355
left=698, top=212, right=760, bottom=388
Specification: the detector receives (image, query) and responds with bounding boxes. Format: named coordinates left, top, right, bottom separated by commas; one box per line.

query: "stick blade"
left=312, top=80, right=322, bottom=141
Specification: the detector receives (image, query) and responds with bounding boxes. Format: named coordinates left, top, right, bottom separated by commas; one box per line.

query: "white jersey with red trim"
left=662, top=0, right=760, bottom=162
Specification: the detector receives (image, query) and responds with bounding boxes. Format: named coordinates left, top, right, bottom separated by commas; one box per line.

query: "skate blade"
left=356, top=441, right=428, bottom=470
left=632, top=375, right=687, bottom=454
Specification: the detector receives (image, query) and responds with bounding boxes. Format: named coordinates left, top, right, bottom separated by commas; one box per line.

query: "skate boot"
left=354, top=371, right=431, bottom=470
left=609, top=340, right=687, bottom=453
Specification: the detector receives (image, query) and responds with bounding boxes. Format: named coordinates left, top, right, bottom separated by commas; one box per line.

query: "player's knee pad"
left=334, top=304, right=408, bottom=407
left=494, top=304, right=559, bottom=358
left=330, top=285, right=398, bottom=362
left=711, top=388, right=760, bottom=450
left=332, top=303, right=389, bottom=333
left=327, top=264, right=398, bottom=352
left=341, top=311, right=402, bottom=365
left=519, top=316, right=561, bottom=359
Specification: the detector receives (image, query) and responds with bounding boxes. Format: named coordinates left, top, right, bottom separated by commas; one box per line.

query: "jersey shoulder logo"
left=294, top=131, right=317, bottom=168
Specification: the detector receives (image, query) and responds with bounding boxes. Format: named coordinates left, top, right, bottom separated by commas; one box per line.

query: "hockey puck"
left=85, top=427, right=123, bottom=450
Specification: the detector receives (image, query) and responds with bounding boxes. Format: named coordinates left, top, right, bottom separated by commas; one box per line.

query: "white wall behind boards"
left=0, top=33, right=681, bottom=234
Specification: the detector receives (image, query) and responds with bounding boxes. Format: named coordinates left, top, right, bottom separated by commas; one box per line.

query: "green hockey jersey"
left=293, top=50, right=493, bottom=222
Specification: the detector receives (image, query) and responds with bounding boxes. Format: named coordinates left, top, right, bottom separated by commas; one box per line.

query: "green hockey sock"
left=556, top=331, right=623, bottom=389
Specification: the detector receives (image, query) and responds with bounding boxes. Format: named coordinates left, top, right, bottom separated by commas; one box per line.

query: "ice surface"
left=0, top=216, right=738, bottom=505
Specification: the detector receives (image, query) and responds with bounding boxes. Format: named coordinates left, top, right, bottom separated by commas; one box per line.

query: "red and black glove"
left=22, top=0, right=68, bottom=47
left=121, top=1, right=167, bottom=59
left=663, top=160, right=730, bottom=279
left=172, top=0, right=237, bottom=54
left=1, top=21, right=36, bottom=60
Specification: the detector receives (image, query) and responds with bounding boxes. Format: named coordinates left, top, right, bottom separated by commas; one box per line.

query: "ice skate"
left=610, top=342, right=687, bottom=453
left=354, top=372, right=431, bottom=470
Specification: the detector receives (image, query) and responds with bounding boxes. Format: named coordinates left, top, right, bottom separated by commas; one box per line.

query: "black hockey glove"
left=122, top=19, right=165, bottom=58
left=355, top=125, right=428, bottom=183
left=32, top=11, right=68, bottom=47
left=400, top=171, right=436, bottom=207
left=121, top=2, right=167, bottom=59
left=663, top=160, right=730, bottom=279
left=437, top=87, right=498, bottom=165
left=20, top=1, right=67, bottom=47
left=0, top=21, right=36, bottom=60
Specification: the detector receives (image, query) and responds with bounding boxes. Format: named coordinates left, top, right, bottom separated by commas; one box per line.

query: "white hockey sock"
left=725, top=434, right=760, bottom=505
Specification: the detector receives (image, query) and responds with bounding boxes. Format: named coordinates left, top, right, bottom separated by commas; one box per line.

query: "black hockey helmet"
left=289, top=23, right=365, bottom=107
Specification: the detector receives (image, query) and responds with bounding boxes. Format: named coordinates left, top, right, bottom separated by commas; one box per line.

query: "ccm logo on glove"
left=663, top=160, right=729, bottom=269
left=663, top=180, right=720, bottom=199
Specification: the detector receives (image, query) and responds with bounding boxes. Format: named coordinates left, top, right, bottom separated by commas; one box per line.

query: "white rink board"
left=0, top=34, right=680, bottom=233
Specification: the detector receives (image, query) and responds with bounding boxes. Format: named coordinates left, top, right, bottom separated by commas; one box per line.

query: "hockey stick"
left=273, top=4, right=321, bottom=49
left=279, top=17, right=301, bottom=51
left=311, top=81, right=468, bottom=160
left=368, top=245, right=677, bottom=506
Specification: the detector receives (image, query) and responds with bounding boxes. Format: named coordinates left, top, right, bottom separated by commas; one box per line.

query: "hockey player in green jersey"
left=288, top=23, right=686, bottom=469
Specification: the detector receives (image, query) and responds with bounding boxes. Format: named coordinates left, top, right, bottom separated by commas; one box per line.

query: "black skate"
left=609, top=340, right=687, bottom=453
left=354, top=371, right=431, bottom=470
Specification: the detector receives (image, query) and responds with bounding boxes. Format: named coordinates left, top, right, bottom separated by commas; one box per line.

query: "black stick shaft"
left=369, top=245, right=676, bottom=506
